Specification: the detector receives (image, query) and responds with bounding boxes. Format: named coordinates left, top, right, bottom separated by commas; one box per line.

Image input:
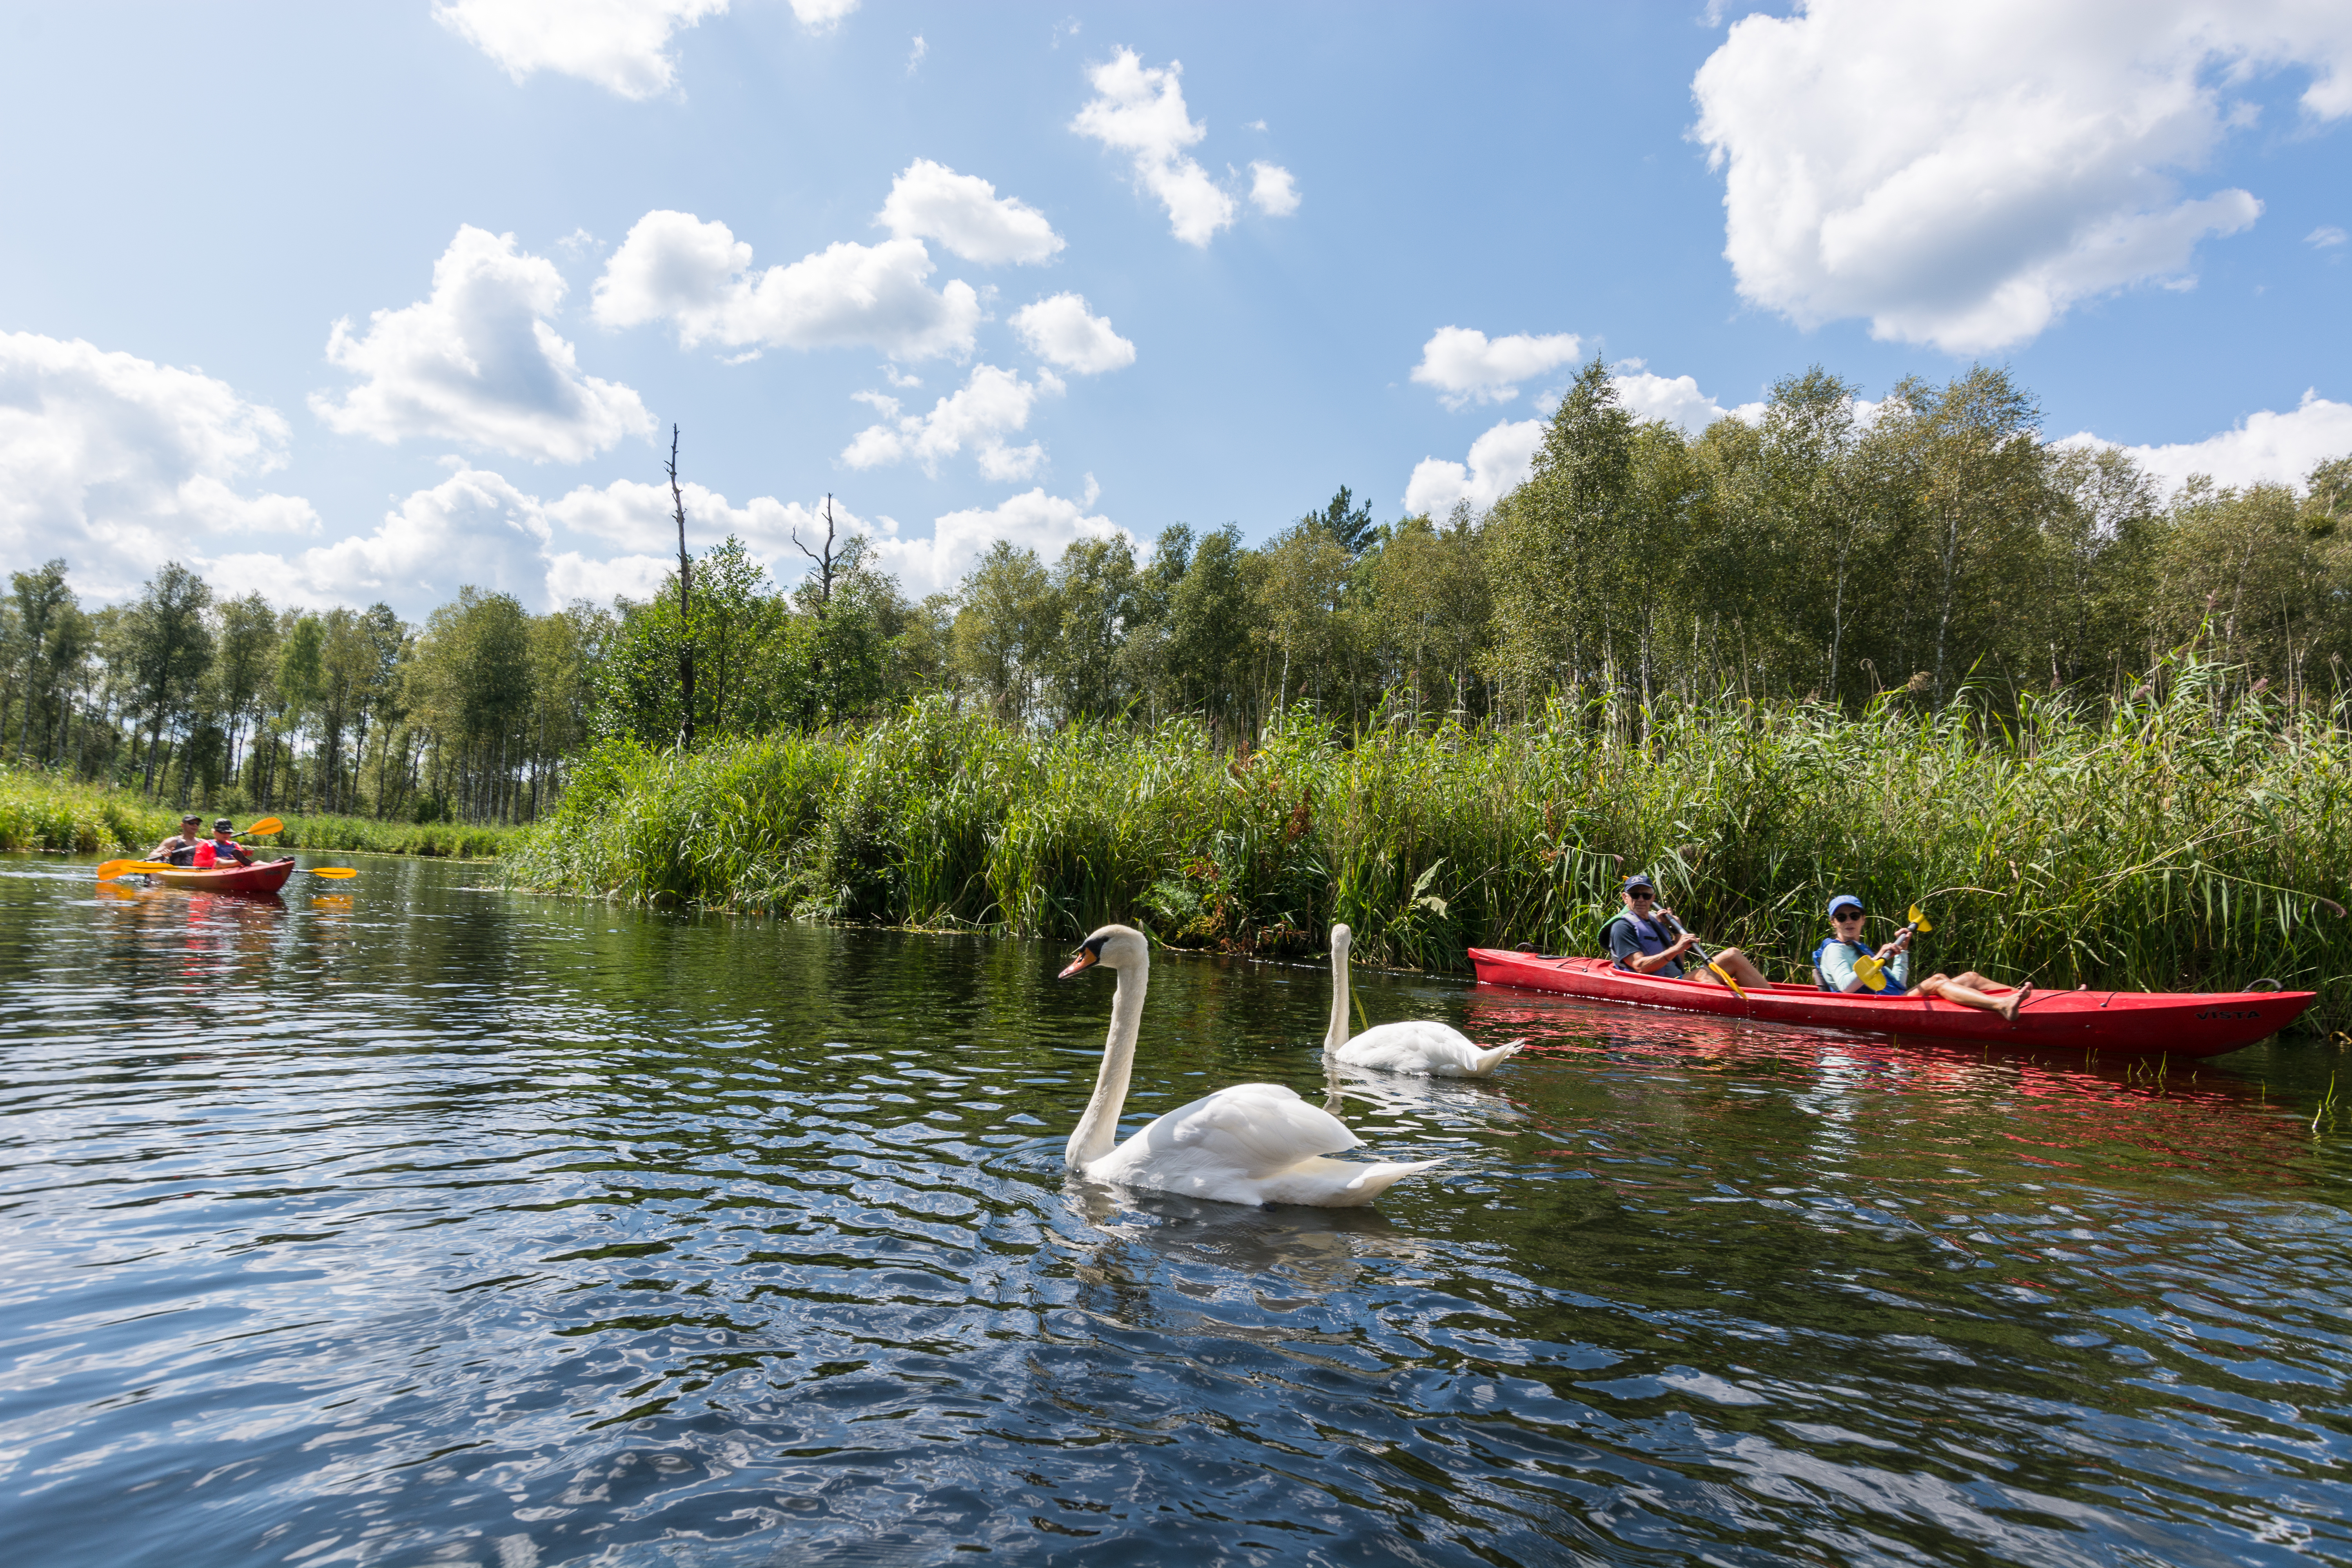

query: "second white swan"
left=1059, top=925, right=1439, bottom=1207
left=1324, top=923, right=1524, bottom=1077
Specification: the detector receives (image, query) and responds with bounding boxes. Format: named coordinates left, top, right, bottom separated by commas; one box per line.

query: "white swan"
left=1324, top=923, right=1523, bottom=1077
left=1058, top=925, right=1440, bottom=1208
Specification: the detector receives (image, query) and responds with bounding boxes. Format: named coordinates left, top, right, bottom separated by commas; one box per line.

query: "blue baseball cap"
left=1827, top=893, right=1863, bottom=916
left=1622, top=874, right=1656, bottom=893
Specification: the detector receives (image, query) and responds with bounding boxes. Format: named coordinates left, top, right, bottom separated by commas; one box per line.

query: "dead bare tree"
left=793, top=495, right=846, bottom=720
left=668, top=425, right=695, bottom=749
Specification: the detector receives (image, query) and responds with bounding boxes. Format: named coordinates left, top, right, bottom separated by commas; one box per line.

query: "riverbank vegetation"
left=0, top=768, right=514, bottom=858
left=505, top=651, right=2352, bottom=1032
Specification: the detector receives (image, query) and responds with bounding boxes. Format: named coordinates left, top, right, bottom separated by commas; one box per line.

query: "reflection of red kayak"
left=145, top=857, right=298, bottom=895
left=1467, top=949, right=2314, bottom=1058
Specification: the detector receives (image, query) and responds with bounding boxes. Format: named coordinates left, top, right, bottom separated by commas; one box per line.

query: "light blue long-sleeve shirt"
left=1819, top=940, right=1909, bottom=994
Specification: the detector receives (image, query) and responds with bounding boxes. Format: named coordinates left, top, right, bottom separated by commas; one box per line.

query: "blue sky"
left=3, top=1, right=2348, bottom=615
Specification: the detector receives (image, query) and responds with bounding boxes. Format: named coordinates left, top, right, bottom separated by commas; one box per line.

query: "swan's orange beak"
left=1057, top=946, right=1098, bottom=979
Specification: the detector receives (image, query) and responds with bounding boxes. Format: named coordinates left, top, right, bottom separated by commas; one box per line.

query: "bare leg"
left=1693, top=947, right=1768, bottom=988
left=1718, top=947, right=1769, bottom=988
left=1918, top=972, right=2033, bottom=1022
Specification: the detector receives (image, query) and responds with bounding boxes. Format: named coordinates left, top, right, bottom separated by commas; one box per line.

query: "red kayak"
left=1467, top=948, right=2314, bottom=1058
left=144, top=857, right=298, bottom=895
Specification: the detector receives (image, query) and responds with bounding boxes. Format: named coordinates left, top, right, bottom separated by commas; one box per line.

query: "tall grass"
left=0, top=767, right=518, bottom=859
left=506, top=653, right=2352, bottom=1032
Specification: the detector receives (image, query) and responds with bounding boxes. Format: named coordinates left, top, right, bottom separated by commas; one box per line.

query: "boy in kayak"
left=1817, top=895, right=2031, bottom=1021
left=143, top=814, right=206, bottom=867
left=193, top=817, right=255, bottom=869
left=1603, top=875, right=1767, bottom=989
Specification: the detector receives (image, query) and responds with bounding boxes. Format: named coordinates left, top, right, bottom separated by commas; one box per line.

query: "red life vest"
left=195, top=838, right=251, bottom=869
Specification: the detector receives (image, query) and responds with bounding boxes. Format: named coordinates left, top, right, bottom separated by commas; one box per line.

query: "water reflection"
left=1, top=854, right=2347, bottom=1566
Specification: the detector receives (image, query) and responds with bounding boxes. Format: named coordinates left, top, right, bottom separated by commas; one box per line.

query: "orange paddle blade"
left=97, top=860, right=177, bottom=880
left=305, top=867, right=359, bottom=879
left=240, top=817, right=284, bottom=837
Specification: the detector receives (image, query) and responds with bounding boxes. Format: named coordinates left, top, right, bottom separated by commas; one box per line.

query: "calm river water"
left=2, top=854, right=2348, bottom=1566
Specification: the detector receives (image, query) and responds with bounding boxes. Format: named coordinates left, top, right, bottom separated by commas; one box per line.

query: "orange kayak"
left=145, top=857, right=298, bottom=895
left=1468, top=948, right=2314, bottom=1058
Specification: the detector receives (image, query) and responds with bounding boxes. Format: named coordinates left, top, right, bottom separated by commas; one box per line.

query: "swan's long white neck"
left=1325, top=935, right=1352, bottom=1052
left=1067, top=952, right=1146, bottom=1169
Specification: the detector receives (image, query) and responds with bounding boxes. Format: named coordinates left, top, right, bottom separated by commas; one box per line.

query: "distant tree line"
left=0, top=565, right=608, bottom=824
left=907, top=361, right=2352, bottom=739
left=8, top=356, right=2349, bottom=822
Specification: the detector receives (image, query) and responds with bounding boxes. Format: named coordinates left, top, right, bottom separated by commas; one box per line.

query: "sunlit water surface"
left=2, top=855, right=2348, bottom=1566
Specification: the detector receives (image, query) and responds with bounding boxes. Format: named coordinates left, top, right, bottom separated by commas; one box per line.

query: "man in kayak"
left=193, top=817, right=255, bottom=869
left=1602, top=875, right=1766, bottom=989
left=1817, top=895, right=2032, bottom=1021
left=143, top=814, right=206, bottom=867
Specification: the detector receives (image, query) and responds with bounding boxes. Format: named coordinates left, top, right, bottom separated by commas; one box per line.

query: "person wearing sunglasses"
left=1601, top=875, right=1766, bottom=988
left=1816, top=894, right=2031, bottom=1021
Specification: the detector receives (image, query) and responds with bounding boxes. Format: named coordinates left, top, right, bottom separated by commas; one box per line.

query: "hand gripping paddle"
left=1852, top=904, right=1932, bottom=992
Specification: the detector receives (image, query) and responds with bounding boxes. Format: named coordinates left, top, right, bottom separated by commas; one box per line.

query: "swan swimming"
left=1324, top=923, right=1524, bottom=1077
left=1058, top=924, right=1440, bottom=1207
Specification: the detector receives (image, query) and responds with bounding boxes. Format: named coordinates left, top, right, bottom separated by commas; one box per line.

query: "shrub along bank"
left=0, top=768, right=517, bottom=860
left=507, top=655, right=2352, bottom=1034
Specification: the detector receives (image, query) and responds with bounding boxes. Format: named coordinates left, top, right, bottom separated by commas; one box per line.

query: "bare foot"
left=1999, top=984, right=2034, bottom=1023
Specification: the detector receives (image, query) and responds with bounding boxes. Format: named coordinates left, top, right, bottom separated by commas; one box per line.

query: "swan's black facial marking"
left=1057, top=933, right=1107, bottom=980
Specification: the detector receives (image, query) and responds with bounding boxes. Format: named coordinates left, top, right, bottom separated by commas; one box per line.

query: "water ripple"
left=1, top=858, right=2347, bottom=1564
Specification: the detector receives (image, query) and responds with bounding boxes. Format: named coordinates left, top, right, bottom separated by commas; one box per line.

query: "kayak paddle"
left=236, top=817, right=284, bottom=838
left=303, top=867, right=358, bottom=879
left=1852, top=904, right=1933, bottom=992
left=1663, top=908, right=1747, bottom=998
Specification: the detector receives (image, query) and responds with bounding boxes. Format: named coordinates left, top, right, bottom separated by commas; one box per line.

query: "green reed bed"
left=0, top=768, right=519, bottom=860
left=505, top=655, right=2352, bottom=1033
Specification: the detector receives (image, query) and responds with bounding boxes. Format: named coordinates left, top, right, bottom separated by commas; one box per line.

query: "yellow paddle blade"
left=1908, top=903, right=1933, bottom=933
left=98, top=860, right=178, bottom=879
left=241, top=817, right=284, bottom=837
left=1707, top=958, right=1748, bottom=999
left=305, top=867, right=359, bottom=879
left=1852, top=954, right=1890, bottom=992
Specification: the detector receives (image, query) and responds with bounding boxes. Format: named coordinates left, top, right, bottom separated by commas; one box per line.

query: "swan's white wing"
left=1334, top=1020, right=1480, bottom=1073
left=1111, top=1082, right=1360, bottom=1181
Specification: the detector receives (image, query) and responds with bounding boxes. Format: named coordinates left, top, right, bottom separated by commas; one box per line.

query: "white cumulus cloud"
left=1612, top=365, right=1765, bottom=433
left=840, top=364, right=1062, bottom=479
left=0, top=331, right=322, bottom=599
left=542, top=477, right=873, bottom=585
left=1411, top=327, right=1583, bottom=409
left=1403, top=419, right=1547, bottom=519
left=216, top=468, right=848, bottom=614
left=215, top=466, right=558, bottom=610
left=2060, top=390, right=2352, bottom=495
left=1248, top=161, right=1300, bottom=217
left=877, top=158, right=1064, bottom=265
left=862, top=481, right=1127, bottom=597
left=312, top=225, right=653, bottom=463
left=433, top=0, right=727, bottom=100
left=789, top=0, right=859, bottom=33
left=1010, top=293, right=1136, bottom=374
left=1072, top=48, right=1238, bottom=247
left=1691, top=0, right=2352, bottom=353
left=593, top=210, right=980, bottom=361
